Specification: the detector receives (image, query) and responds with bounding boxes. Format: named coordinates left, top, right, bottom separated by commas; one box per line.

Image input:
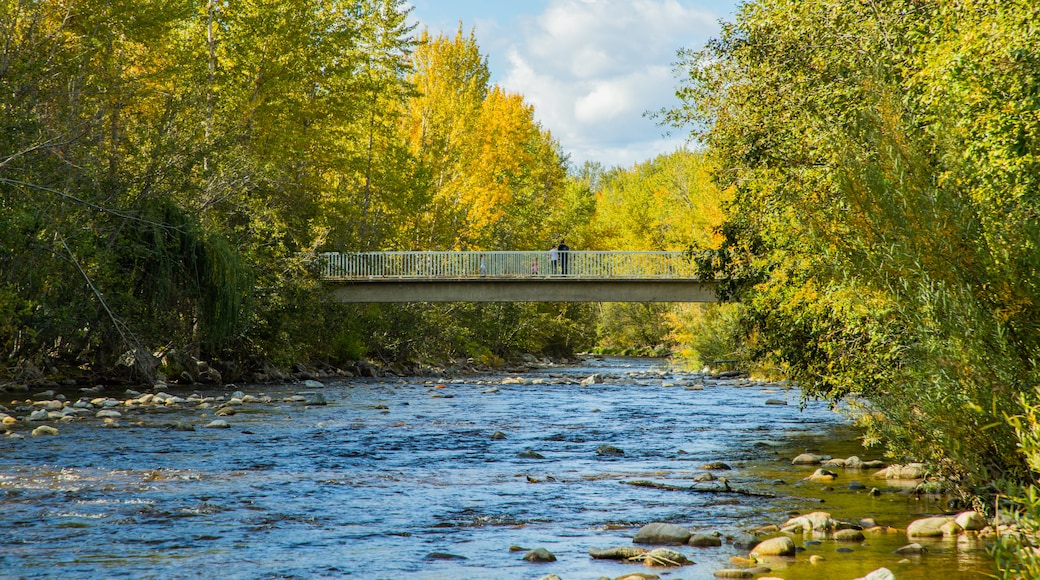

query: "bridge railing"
left=320, top=251, right=700, bottom=279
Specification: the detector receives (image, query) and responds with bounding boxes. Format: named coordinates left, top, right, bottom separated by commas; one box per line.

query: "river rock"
left=96, top=410, right=122, bottom=419
left=782, top=511, right=836, bottom=533
left=792, top=453, right=822, bottom=465
left=426, top=552, right=467, bottom=560
left=894, top=542, right=927, bottom=555
left=490, top=431, right=507, bottom=440
left=955, top=510, right=987, bottom=531
left=204, top=420, right=230, bottom=429
left=588, top=546, right=648, bottom=560
left=580, top=373, right=604, bottom=385
left=856, top=568, right=896, bottom=580
left=31, top=425, right=59, bottom=436
left=689, top=533, right=722, bottom=547
left=303, top=392, right=327, bottom=405
left=845, top=456, right=864, bottom=468
left=764, top=399, right=787, bottom=405
left=834, top=529, right=865, bottom=542
left=941, top=519, right=963, bottom=536
left=702, top=461, right=732, bottom=470
left=303, top=379, right=325, bottom=389
left=693, top=472, right=717, bottom=482
left=730, top=533, right=759, bottom=550
left=27, top=409, right=50, bottom=422
left=42, top=400, right=64, bottom=411
left=522, top=547, right=556, bottom=562
left=713, top=570, right=753, bottom=579
left=633, top=522, right=692, bottom=545
left=537, top=575, right=562, bottom=580
left=807, top=468, right=838, bottom=482
left=614, top=574, right=660, bottom=580
left=596, top=444, right=624, bottom=456
left=876, top=462, right=927, bottom=479
left=907, top=516, right=953, bottom=538
left=750, top=536, right=796, bottom=557
left=641, top=547, right=691, bottom=567
left=517, top=450, right=545, bottom=459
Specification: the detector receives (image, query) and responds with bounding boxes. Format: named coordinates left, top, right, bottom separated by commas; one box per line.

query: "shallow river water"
left=1, top=358, right=991, bottom=579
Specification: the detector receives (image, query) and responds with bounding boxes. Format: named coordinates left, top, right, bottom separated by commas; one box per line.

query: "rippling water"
left=0, top=358, right=991, bottom=579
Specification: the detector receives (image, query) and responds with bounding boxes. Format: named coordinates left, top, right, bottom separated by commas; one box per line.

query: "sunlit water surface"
left=0, top=358, right=991, bottom=578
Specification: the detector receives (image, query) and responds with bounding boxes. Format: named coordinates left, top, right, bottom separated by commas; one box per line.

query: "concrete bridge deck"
left=321, top=251, right=719, bottom=303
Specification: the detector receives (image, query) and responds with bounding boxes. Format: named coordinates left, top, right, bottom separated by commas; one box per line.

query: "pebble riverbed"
left=0, top=357, right=992, bottom=579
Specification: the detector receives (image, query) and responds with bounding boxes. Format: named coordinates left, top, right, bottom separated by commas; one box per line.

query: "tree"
left=665, top=0, right=1040, bottom=492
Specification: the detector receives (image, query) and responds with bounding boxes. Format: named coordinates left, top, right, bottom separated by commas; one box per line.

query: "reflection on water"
left=0, top=358, right=992, bottom=578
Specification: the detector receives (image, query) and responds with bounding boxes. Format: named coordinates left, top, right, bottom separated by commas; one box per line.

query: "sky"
left=406, top=0, right=743, bottom=169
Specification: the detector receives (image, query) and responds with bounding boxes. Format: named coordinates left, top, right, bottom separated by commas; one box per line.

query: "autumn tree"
left=666, top=0, right=1040, bottom=495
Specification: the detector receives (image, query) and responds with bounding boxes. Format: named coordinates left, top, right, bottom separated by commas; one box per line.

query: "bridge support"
left=327, top=279, right=719, bottom=303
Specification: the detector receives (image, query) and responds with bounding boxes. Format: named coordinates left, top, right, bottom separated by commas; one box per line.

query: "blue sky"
left=406, top=0, right=743, bottom=169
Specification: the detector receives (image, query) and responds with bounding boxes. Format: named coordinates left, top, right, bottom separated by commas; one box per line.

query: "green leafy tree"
left=665, top=0, right=1040, bottom=498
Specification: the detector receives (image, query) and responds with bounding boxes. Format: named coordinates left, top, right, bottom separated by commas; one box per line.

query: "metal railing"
left=320, top=251, right=701, bottom=280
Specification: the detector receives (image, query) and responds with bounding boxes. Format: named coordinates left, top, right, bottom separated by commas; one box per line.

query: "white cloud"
left=497, top=0, right=724, bottom=168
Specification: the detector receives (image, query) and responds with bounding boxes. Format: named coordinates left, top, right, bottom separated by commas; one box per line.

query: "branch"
left=620, top=479, right=779, bottom=499
left=0, top=177, right=186, bottom=232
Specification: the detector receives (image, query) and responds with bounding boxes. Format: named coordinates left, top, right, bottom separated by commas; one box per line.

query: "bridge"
left=320, top=251, right=720, bottom=303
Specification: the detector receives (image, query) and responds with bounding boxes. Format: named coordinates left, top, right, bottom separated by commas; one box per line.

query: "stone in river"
left=589, top=546, right=648, bottom=560
left=764, top=398, right=788, bottom=405
left=689, top=533, right=722, bottom=547
left=792, top=453, right=822, bottom=465
left=32, top=425, right=59, bottom=436
left=693, top=472, right=717, bottom=482
left=906, top=516, right=953, bottom=538
left=633, top=522, right=692, bottom=545
left=894, top=543, right=927, bottom=555
left=96, top=410, right=122, bottom=419
left=517, top=450, right=545, bottom=459
left=303, top=392, right=327, bottom=405
left=856, top=568, right=896, bottom=580
left=955, top=510, right=987, bottom=531
left=641, top=547, right=691, bottom=566
left=595, top=444, right=624, bottom=456
left=701, top=461, right=732, bottom=470
left=490, top=431, right=507, bottom=440
left=425, top=552, right=467, bottom=560
left=522, top=547, right=556, bottom=562
left=750, top=536, right=796, bottom=557
left=204, top=420, right=231, bottom=429
left=806, top=468, right=838, bottom=482
left=27, top=409, right=50, bottom=422
left=834, top=529, right=865, bottom=542
left=713, top=570, right=753, bottom=579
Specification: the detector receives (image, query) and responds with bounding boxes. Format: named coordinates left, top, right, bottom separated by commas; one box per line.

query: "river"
left=0, top=357, right=991, bottom=578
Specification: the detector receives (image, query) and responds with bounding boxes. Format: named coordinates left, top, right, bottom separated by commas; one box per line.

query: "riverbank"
left=0, top=358, right=994, bottom=578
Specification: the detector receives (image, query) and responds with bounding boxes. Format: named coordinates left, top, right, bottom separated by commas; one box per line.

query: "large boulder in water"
left=750, top=536, right=796, bottom=557
left=955, top=511, right=987, bottom=531
left=792, top=453, right=823, bottom=465
left=906, top=516, right=953, bottom=538
left=633, top=522, right=692, bottom=545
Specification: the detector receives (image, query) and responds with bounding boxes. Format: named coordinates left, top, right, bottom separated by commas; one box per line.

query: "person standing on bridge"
left=479, top=254, right=487, bottom=277
left=558, top=240, right=570, bottom=276
left=548, top=243, right=559, bottom=276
